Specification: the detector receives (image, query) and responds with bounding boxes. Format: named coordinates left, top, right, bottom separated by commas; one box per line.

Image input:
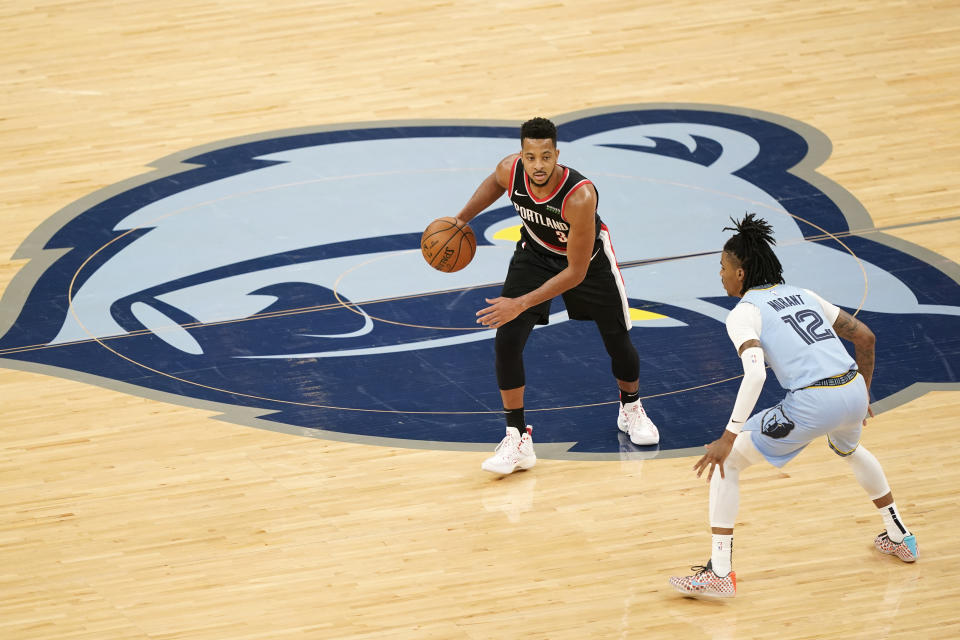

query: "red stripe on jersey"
left=508, top=156, right=521, bottom=194
left=559, top=179, right=593, bottom=223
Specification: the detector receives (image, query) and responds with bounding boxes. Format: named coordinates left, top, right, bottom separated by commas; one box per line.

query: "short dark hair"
left=722, top=213, right=785, bottom=295
left=520, top=117, right=557, bottom=146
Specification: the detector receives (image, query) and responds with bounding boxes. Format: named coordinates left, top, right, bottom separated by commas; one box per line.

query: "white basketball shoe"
left=617, top=400, right=659, bottom=445
left=482, top=426, right=537, bottom=475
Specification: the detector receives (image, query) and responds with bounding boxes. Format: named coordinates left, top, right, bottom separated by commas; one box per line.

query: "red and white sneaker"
left=874, top=532, right=918, bottom=563
left=482, top=426, right=536, bottom=475
left=669, top=561, right=737, bottom=599
left=617, top=400, right=659, bottom=445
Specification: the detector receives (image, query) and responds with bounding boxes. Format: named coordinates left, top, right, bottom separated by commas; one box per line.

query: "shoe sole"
left=674, top=590, right=736, bottom=600
left=669, top=584, right=735, bottom=599
left=876, top=548, right=917, bottom=562
left=621, top=422, right=660, bottom=444
left=621, top=416, right=659, bottom=445
left=482, top=457, right=536, bottom=475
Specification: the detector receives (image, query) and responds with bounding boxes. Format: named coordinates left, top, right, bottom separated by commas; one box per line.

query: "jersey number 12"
left=781, top=310, right=836, bottom=345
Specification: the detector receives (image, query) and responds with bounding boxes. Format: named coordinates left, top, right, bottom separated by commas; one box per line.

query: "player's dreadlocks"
left=723, top=213, right=785, bottom=295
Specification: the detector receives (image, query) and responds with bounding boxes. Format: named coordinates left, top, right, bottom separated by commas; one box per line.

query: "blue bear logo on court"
left=1, top=106, right=958, bottom=456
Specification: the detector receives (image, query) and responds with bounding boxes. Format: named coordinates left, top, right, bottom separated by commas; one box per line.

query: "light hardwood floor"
left=1, top=2, right=958, bottom=638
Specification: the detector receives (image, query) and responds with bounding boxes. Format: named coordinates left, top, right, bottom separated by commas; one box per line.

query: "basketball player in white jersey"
left=670, top=214, right=917, bottom=599
left=453, top=117, right=659, bottom=475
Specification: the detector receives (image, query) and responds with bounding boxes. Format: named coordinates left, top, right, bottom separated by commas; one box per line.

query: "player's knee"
left=495, top=318, right=533, bottom=357
left=828, top=434, right=859, bottom=458
left=727, top=432, right=764, bottom=471
left=495, top=320, right=533, bottom=389
left=600, top=329, right=639, bottom=380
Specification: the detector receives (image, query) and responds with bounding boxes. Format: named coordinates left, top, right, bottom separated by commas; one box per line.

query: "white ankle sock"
left=880, top=502, right=909, bottom=543
left=711, top=534, right=733, bottom=576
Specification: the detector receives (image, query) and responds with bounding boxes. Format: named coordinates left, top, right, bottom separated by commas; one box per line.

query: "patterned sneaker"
left=874, top=532, right=918, bottom=563
left=482, top=426, right=537, bottom=475
left=669, top=561, right=737, bottom=599
left=617, top=400, right=659, bottom=445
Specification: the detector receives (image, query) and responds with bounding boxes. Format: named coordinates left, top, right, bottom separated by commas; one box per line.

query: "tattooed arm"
left=833, top=308, right=876, bottom=391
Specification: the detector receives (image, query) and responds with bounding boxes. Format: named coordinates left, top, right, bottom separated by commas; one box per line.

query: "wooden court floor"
left=1, top=2, right=958, bottom=638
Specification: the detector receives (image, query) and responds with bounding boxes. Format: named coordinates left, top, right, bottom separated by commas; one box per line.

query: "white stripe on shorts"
left=598, top=226, right=632, bottom=330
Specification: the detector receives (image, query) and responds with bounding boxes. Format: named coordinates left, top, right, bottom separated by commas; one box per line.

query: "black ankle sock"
left=504, top=407, right=525, bottom=432
left=619, top=388, right=641, bottom=405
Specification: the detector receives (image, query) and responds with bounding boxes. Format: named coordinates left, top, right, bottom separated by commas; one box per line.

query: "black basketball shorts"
left=500, top=231, right=631, bottom=333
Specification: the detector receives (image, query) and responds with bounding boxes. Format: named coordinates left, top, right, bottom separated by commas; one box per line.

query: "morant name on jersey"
left=766, top=293, right=805, bottom=311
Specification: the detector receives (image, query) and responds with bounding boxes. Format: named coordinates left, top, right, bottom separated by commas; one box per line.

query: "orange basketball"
left=421, top=217, right=477, bottom=272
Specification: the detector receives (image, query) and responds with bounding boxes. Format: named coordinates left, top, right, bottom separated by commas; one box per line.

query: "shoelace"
left=877, top=531, right=908, bottom=545
left=621, top=404, right=648, bottom=419
left=688, top=565, right=713, bottom=577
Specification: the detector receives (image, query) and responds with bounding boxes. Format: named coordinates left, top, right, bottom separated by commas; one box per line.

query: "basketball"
left=421, top=216, right=477, bottom=272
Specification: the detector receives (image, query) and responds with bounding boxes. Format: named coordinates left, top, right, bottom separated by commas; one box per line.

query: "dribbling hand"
left=476, top=297, right=523, bottom=328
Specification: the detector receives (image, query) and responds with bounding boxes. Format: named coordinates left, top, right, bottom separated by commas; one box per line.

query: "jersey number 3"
left=781, top=310, right=836, bottom=345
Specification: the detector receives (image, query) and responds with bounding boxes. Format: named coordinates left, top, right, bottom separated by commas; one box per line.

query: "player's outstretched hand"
left=693, top=430, right=737, bottom=482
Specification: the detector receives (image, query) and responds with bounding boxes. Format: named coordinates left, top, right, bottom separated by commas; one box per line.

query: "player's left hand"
left=862, top=404, right=874, bottom=427
left=477, top=297, right=524, bottom=328
left=693, top=430, right=737, bottom=481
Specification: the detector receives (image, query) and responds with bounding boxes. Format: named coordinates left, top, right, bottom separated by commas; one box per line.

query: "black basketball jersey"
left=507, top=157, right=603, bottom=257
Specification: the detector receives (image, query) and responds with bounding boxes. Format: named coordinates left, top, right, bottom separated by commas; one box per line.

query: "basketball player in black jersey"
left=453, top=117, right=659, bottom=474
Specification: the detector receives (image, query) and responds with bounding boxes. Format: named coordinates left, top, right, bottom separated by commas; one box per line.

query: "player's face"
left=520, top=138, right=558, bottom=187
left=720, top=251, right=745, bottom=297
